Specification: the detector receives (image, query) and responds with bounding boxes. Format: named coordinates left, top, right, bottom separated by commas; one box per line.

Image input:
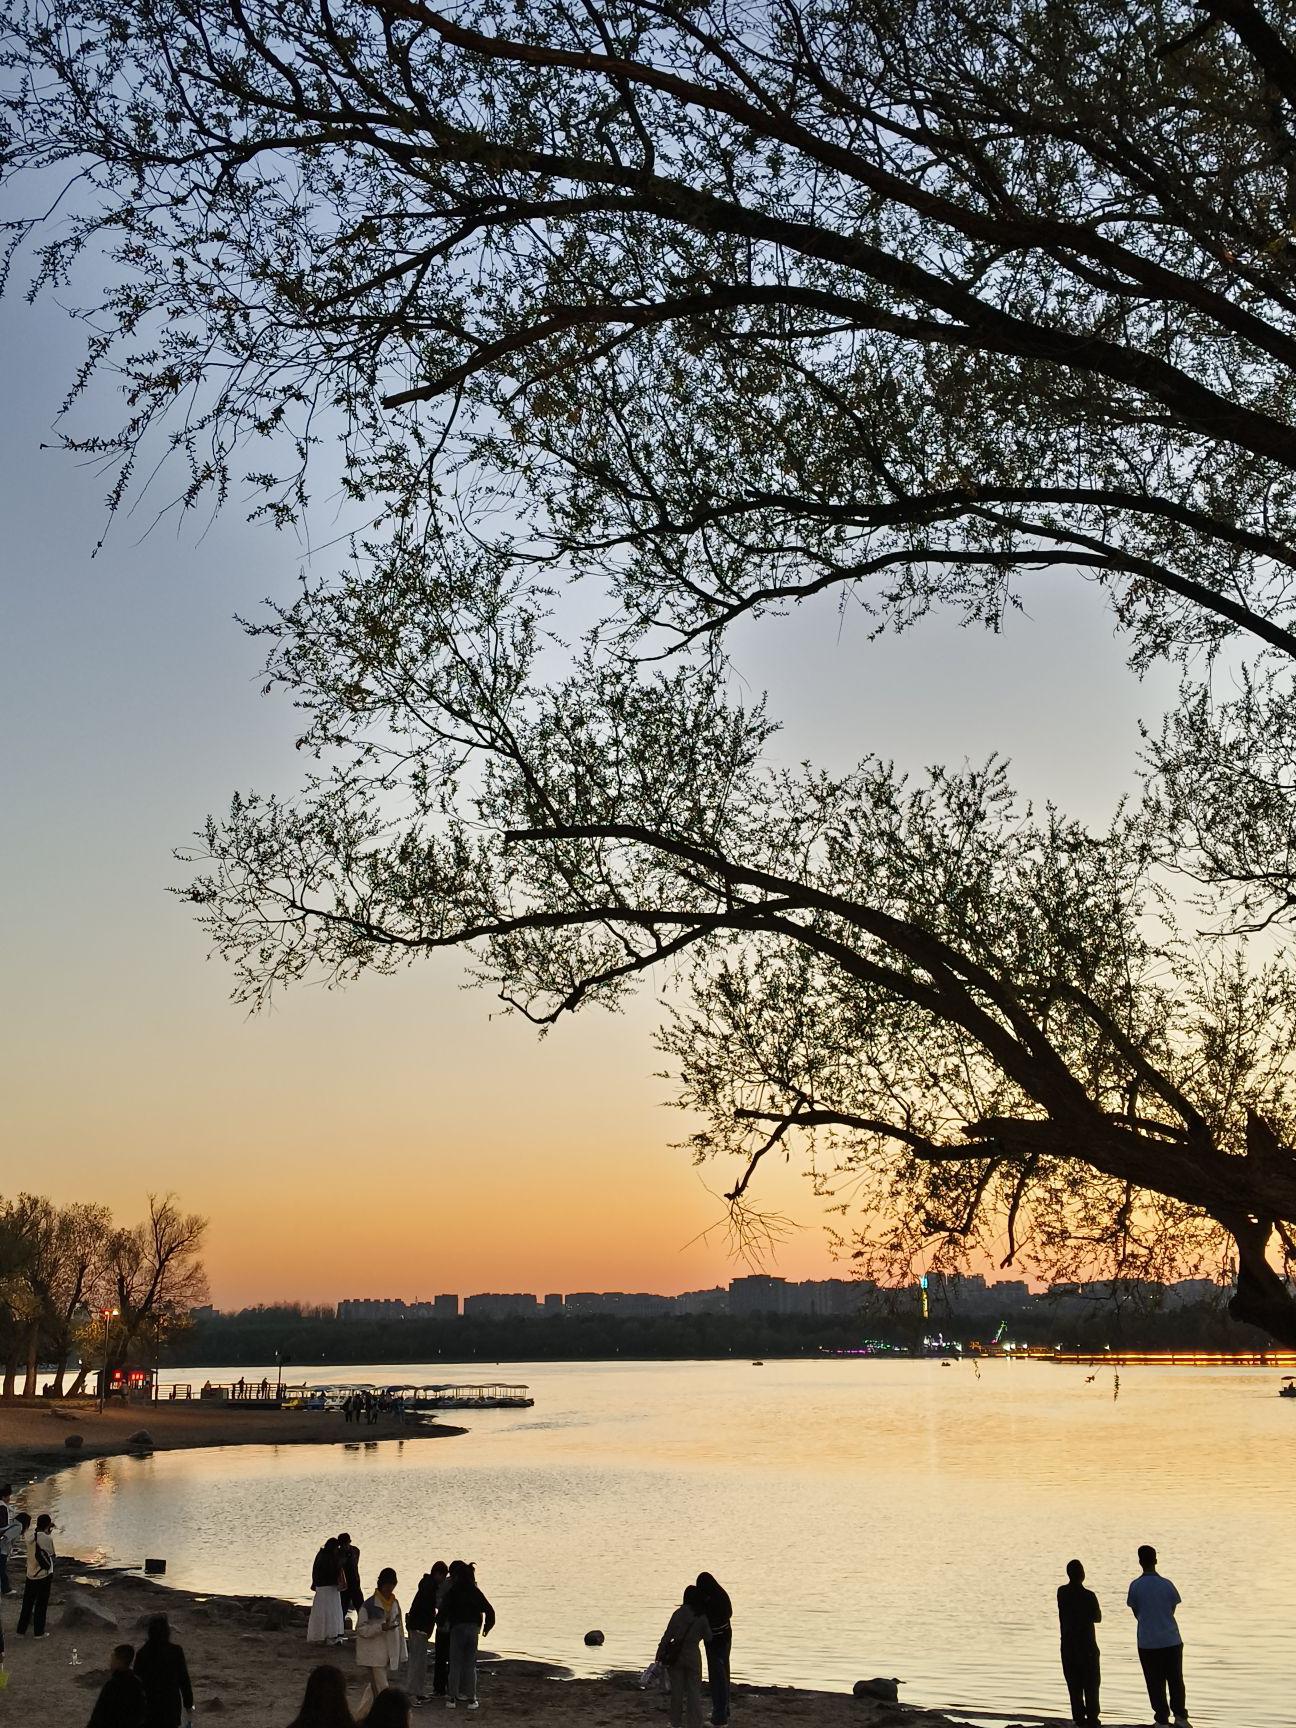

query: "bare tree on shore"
left=0, top=1194, right=207, bottom=1398
left=6, top=0, right=1296, bottom=1334
left=107, top=1195, right=210, bottom=1375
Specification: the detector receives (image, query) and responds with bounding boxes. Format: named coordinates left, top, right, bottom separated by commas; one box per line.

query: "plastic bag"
left=639, top=1661, right=663, bottom=1690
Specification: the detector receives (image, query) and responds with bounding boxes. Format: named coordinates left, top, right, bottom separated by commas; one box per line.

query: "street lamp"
left=97, top=1307, right=120, bottom=1415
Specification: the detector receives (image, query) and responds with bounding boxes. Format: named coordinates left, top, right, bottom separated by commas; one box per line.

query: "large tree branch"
left=374, top=0, right=1296, bottom=372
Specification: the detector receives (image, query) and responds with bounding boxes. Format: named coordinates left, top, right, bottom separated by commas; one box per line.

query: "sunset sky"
left=0, top=263, right=1178, bottom=1309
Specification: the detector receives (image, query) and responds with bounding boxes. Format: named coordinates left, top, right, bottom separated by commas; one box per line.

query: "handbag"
left=655, top=1613, right=702, bottom=1666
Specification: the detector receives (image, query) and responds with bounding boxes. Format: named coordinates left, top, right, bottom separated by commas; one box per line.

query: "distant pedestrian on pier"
left=86, top=1643, right=148, bottom=1728
left=694, top=1572, right=733, bottom=1726
left=1056, top=1558, right=1101, bottom=1725
left=286, top=1662, right=355, bottom=1728
left=133, top=1614, right=194, bottom=1728
left=438, top=1559, right=496, bottom=1709
left=1127, top=1545, right=1188, bottom=1726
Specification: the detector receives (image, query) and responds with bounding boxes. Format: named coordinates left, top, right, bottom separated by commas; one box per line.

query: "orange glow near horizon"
left=16, top=960, right=859, bottom=1309
left=3, top=291, right=1170, bottom=1316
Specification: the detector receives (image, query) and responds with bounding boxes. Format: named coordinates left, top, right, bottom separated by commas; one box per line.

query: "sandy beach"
left=0, top=1395, right=463, bottom=1469
left=0, top=1562, right=1006, bottom=1728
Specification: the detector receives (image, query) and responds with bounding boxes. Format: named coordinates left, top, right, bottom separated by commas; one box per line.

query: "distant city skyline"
left=228, top=1270, right=1228, bottom=1324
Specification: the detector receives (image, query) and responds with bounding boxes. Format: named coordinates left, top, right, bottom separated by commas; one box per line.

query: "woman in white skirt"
left=307, top=1537, right=346, bottom=1645
left=355, top=1566, right=406, bottom=1718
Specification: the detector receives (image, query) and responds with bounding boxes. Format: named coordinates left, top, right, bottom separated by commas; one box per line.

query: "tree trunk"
left=22, top=1326, right=40, bottom=1397
left=66, top=1363, right=89, bottom=1397
left=49, top=1351, right=69, bottom=1397
left=2, top=1353, right=17, bottom=1400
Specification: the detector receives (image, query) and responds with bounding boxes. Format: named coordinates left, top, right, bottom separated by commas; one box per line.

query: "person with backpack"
left=437, top=1560, right=495, bottom=1710
left=656, top=1584, right=711, bottom=1728
left=16, top=1512, right=56, bottom=1637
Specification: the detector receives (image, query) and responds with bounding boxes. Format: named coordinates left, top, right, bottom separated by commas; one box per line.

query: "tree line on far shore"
left=0, top=1193, right=208, bottom=1398
left=169, top=1295, right=1270, bottom=1372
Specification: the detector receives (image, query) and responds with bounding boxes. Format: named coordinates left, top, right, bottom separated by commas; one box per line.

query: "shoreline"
left=0, top=1395, right=466, bottom=1477
left=0, top=1403, right=1040, bottom=1728
left=0, top=1557, right=1000, bottom=1728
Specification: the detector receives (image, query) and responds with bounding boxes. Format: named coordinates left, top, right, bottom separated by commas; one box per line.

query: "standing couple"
left=1058, top=1544, right=1190, bottom=1727
left=308, top=1534, right=364, bottom=1646
left=656, top=1571, right=732, bottom=1728
left=404, top=1558, right=495, bottom=1708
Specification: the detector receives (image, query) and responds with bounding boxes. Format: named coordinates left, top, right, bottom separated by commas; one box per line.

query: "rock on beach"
left=853, top=1678, right=901, bottom=1702
left=62, top=1595, right=119, bottom=1631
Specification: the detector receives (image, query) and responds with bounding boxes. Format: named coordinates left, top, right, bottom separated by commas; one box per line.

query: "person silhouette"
left=1056, top=1558, right=1101, bottom=1725
left=1127, top=1545, right=1188, bottom=1726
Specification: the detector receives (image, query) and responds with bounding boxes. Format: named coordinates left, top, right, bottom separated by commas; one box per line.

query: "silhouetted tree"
left=9, top=1198, right=113, bottom=1395
left=107, top=1194, right=210, bottom=1372
left=7, top=0, right=1296, bottom=1333
left=0, top=1202, right=38, bottom=1400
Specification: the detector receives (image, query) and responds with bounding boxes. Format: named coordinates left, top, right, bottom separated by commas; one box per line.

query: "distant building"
left=336, top=1297, right=441, bottom=1320
left=542, top=1293, right=564, bottom=1316
left=433, top=1294, right=459, bottom=1319
left=338, top=1298, right=411, bottom=1321
left=563, top=1291, right=673, bottom=1317
left=797, top=1277, right=868, bottom=1315
left=1165, top=1278, right=1225, bottom=1307
left=675, top=1287, right=729, bottom=1315
left=728, top=1275, right=869, bottom=1316
left=463, top=1292, right=541, bottom=1319
left=728, top=1275, right=791, bottom=1316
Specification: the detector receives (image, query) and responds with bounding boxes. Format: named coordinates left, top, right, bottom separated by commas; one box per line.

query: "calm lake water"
left=23, top=1358, right=1295, bottom=1724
